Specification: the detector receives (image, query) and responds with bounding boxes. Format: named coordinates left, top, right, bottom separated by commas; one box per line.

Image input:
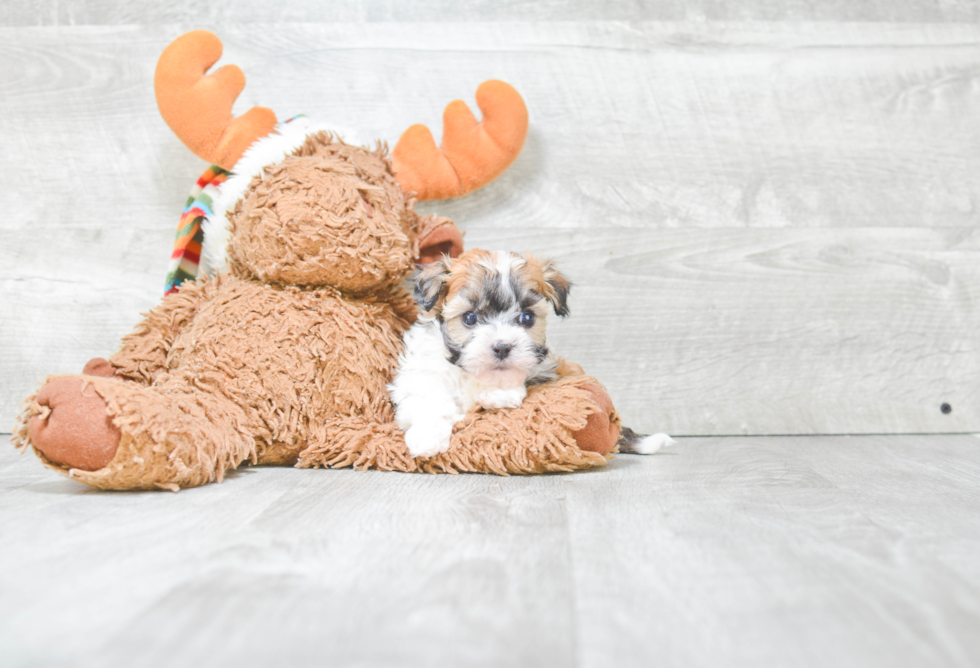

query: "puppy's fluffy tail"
left=617, top=427, right=676, bottom=455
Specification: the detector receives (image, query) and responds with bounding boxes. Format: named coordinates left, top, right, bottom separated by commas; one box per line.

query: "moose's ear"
left=416, top=215, right=464, bottom=265
left=414, top=255, right=453, bottom=315
left=541, top=260, right=571, bottom=317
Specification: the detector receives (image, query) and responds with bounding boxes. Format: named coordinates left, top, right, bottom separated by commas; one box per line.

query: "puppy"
left=389, top=249, right=674, bottom=458
left=388, top=249, right=565, bottom=457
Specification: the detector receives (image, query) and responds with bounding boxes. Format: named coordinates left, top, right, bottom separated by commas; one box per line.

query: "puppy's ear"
left=414, top=255, right=452, bottom=315
left=541, top=260, right=571, bottom=317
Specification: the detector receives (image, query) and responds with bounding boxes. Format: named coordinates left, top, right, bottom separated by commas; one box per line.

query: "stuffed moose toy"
left=13, top=30, right=623, bottom=490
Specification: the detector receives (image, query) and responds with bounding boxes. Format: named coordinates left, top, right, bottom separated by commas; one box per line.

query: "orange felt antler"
left=155, top=31, right=278, bottom=171
left=393, top=80, right=528, bottom=201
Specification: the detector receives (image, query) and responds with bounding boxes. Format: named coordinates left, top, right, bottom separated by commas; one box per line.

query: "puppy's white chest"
left=466, top=378, right=527, bottom=411
left=389, top=319, right=529, bottom=458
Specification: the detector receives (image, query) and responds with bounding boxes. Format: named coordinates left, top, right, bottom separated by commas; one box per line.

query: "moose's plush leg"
left=435, top=373, right=614, bottom=473
left=82, top=357, right=121, bottom=379
left=297, top=417, right=417, bottom=473
left=552, top=359, right=621, bottom=456
left=14, top=373, right=256, bottom=491
left=571, top=382, right=621, bottom=456
left=27, top=377, right=121, bottom=471
left=297, top=375, right=612, bottom=475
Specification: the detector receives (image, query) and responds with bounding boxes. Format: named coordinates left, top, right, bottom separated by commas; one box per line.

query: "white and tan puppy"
left=389, top=249, right=572, bottom=458
left=390, top=249, right=676, bottom=458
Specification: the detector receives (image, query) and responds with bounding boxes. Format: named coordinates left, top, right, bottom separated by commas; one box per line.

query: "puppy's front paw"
left=476, top=386, right=526, bottom=411
left=404, top=420, right=453, bottom=458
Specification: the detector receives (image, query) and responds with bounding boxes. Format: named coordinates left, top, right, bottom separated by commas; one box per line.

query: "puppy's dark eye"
left=462, top=312, right=478, bottom=327
left=518, top=311, right=535, bottom=328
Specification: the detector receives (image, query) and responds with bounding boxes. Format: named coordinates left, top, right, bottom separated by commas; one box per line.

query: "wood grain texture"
left=562, top=435, right=980, bottom=667
left=462, top=227, right=980, bottom=435
left=2, top=435, right=979, bottom=667
left=1, top=21, right=978, bottom=433
left=2, top=0, right=979, bottom=24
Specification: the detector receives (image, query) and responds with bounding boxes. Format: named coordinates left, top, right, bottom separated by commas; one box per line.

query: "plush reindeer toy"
left=14, top=31, right=623, bottom=490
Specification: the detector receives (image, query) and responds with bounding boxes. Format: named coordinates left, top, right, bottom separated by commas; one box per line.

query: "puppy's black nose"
left=492, top=342, right=512, bottom=360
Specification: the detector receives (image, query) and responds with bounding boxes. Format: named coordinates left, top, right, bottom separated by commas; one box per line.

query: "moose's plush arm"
left=297, top=374, right=616, bottom=474
left=108, top=278, right=209, bottom=384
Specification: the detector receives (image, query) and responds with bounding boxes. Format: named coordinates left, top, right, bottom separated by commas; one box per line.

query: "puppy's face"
left=415, top=249, right=570, bottom=385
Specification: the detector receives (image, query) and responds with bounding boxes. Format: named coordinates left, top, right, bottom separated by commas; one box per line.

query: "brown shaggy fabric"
left=298, top=375, right=609, bottom=475
left=571, top=382, right=621, bottom=456
left=227, top=133, right=417, bottom=293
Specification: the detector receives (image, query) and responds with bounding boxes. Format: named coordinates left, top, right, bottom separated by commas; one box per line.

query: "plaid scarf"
left=164, top=165, right=229, bottom=296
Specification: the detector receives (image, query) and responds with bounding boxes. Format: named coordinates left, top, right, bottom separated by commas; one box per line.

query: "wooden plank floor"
left=2, top=435, right=980, bottom=667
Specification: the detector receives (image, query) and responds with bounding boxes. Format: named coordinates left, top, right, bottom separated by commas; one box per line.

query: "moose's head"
left=155, top=30, right=528, bottom=293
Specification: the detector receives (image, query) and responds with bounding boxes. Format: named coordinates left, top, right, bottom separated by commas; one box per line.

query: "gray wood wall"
left=1, top=2, right=978, bottom=435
